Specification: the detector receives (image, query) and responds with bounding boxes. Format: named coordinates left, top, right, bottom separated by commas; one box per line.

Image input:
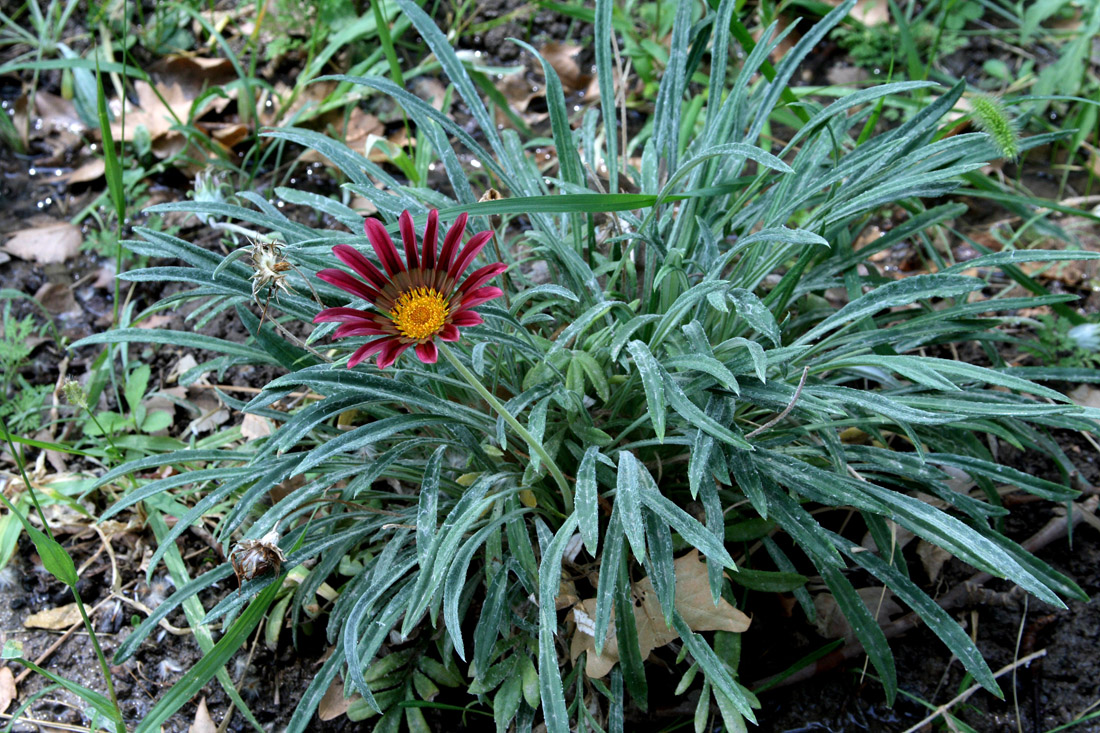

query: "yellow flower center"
left=391, top=287, right=449, bottom=340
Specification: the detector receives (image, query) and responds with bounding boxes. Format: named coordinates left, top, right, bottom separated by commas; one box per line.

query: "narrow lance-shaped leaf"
left=577, top=446, right=601, bottom=555
left=628, top=340, right=666, bottom=442
left=538, top=513, right=580, bottom=733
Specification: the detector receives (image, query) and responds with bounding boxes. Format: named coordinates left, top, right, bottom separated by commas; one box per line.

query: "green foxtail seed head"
left=62, top=378, right=88, bottom=410
left=971, top=93, right=1020, bottom=161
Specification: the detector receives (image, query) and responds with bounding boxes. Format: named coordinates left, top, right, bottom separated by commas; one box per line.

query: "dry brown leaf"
left=1069, top=385, right=1100, bottom=410
left=556, top=578, right=579, bottom=611
left=111, top=81, right=194, bottom=141
left=916, top=540, right=952, bottom=583
left=319, top=676, right=355, bottom=721
left=34, top=282, right=80, bottom=316
left=241, top=413, right=273, bottom=441
left=189, top=696, right=217, bottom=733
left=188, top=405, right=230, bottom=436
left=60, top=158, right=106, bottom=184
left=12, top=91, right=86, bottom=150
left=570, top=550, right=750, bottom=678
left=153, top=56, right=237, bottom=109
left=24, top=603, right=82, bottom=630
left=813, top=587, right=901, bottom=642
left=540, top=42, right=589, bottom=91
left=821, top=0, right=889, bottom=25
left=2, top=222, right=82, bottom=264
left=0, top=666, right=15, bottom=714
left=411, top=77, right=449, bottom=113
left=92, top=265, right=117, bottom=290
left=136, top=314, right=175, bottom=330
left=209, top=122, right=250, bottom=148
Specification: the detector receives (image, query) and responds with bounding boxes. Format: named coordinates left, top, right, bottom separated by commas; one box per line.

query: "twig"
left=186, top=383, right=320, bottom=399
left=900, top=648, right=1048, bottom=733
left=0, top=712, right=94, bottom=732
left=746, top=367, right=810, bottom=438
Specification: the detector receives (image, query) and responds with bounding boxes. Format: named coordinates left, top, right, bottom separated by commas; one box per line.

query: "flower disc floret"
left=392, top=287, right=449, bottom=340
left=313, top=209, right=506, bottom=369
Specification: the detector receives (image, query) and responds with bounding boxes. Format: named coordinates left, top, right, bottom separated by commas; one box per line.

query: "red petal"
left=450, top=310, right=483, bottom=327
left=460, top=286, right=504, bottom=309
left=317, top=270, right=382, bottom=303
left=415, top=340, right=438, bottom=363
left=438, top=212, right=467, bottom=274
left=399, top=210, right=419, bottom=270
left=448, top=231, right=494, bottom=280
left=364, top=218, right=405, bottom=277
left=458, top=262, right=507, bottom=295
left=376, top=340, right=411, bottom=369
left=334, top=323, right=391, bottom=338
left=439, top=324, right=460, bottom=341
left=348, top=338, right=393, bottom=368
left=313, top=306, right=373, bottom=324
left=333, top=244, right=387, bottom=290
left=422, top=209, right=438, bottom=270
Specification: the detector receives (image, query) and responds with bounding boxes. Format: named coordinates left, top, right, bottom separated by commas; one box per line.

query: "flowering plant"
left=70, top=0, right=1099, bottom=730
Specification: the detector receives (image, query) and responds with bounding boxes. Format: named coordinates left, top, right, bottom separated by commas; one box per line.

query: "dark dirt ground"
left=3, top=3, right=1100, bottom=733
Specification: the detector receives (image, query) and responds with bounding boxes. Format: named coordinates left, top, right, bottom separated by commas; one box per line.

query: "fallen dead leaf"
left=241, top=413, right=273, bottom=441
left=168, top=353, right=202, bottom=384
left=411, top=77, right=449, bottom=113
left=822, top=0, right=890, bottom=25
left=813, top=587, right=901, bottom=642
left=540, top=42, right=589, bottom=91
left=189, top=696, right=216, bottom=733
left=1069, top=385, right=1100, bottom=410
left=59, top=158, right=106, bottom=184
left=209, top=122, right=250, bottom=148
left=917, top=540, right=953, bottom=583
left=135, top=314, right=175, bottom=330
left=570, top=550, right=750, bottom=678
left=34, top=282, right=80, bottom=316
left=24, top=603, right=82, bottom=630
left=152, top=56, right=237, bottom=110
left=0, top=666, right=15, bottom=714
left=92, top=264, right=117, bottom=290
left=12, top=91, right=85, bottom=150
left=187, top=400, right=230, bottom=436
left=111, top=81, right=193, bottom=142
left=319, top=675, right=356, bottom=721
left=2, top=222, right=82, bottom=264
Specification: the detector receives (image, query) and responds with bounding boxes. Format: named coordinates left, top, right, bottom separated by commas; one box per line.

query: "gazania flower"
left=314, top=209, right=506, bottom=369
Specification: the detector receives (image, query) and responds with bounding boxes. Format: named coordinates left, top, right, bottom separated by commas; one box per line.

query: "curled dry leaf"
left=570, top=550, right=750, bottom=678
left=0, top=666, right=15, bottom=714
left=24, top=603, right=82, bottom=630
left=2, top=222, right=82, bottom=264
left=189, top=696, right=217, bottom=733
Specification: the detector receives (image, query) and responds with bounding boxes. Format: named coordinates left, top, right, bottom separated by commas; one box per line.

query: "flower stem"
left=439, top=343, right=574, bottom=513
